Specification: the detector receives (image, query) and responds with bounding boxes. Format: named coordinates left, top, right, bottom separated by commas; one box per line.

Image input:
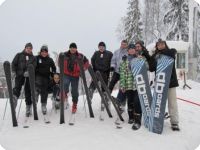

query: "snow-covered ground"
left=0, top=80, right=200, bottom=150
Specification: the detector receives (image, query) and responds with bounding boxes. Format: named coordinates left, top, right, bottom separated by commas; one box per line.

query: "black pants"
left=109, top=72, right=126, bottom=105
left=13, top=75, right=32, bottom=105
left=89, top=71, right=109, bottom=92
left=126, top=90, right=141, bottom=119
left=35, top=75, right=49, bottom=104
left=108, top=72, right=120, bottom=92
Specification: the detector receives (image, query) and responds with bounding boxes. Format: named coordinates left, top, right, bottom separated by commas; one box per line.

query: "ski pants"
left=168, top=87, right=179, bottom=124
left=64, top=75, right=79, bottom=104
left=108, top=72, right=126, bottom=105
left=13, top=75, right=32, bottom=105
left=35, top=75, right=49, bottom=105
left=125, top=90, right=141, bottom=119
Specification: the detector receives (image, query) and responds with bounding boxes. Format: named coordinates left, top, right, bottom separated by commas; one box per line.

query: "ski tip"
left=3, top=61, right=10, bottom=65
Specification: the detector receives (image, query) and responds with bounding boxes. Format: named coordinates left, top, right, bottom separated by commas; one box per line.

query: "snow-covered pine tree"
left=143, top=0, right=165, bottom=45
left=117, top=0, right=143, bottom=43
left=164, top=0, right=189, bottom=41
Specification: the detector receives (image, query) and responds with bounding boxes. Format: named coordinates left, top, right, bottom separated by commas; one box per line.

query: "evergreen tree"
left=117, top=0, right=143, bottom=43
left=164, top=0, right=189, bottom=41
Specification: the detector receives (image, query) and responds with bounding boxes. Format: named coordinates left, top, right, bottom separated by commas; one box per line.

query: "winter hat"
left=40, top=45, right=48, bottom=52
left=98, top=41, right=106, bottom=48
left=128, top=43, right=135, bottom=49
left=69, top=43, right=77, bottom=49
left=135, top=40, right=144, bottom=46
left=25, top=42, right=33, bottom=49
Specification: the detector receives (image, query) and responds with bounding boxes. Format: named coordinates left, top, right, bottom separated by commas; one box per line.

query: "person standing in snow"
left=149, top=39, right=180, bottom=131
left=63, top=43, right=89, bottom=114
left=119, top=44, right=142, bottom=130
left=35, top=45, right=56, bottom=115
left=12, top=42, right=36, bottom=117
left=88, top=42, right=113, bottom=119
left=109, top=40, right=128, bottom=110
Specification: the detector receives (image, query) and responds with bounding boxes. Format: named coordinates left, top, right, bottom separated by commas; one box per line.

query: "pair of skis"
left=59, top=53, right=124, bottom=125
left=131, top=55, right=174, bottom=134
left=58, top=53, right=93, bottom=126
left=4, top=61, right=50, bottom=128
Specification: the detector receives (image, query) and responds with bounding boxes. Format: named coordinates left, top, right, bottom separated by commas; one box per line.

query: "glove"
left=24, top=71, right=29, bottom=77
left=110, top=67, right=115, bottom=72
left=120, top=88, right=126, bottom=93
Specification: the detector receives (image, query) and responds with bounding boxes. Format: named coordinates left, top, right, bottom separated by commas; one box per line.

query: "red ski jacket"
left=63, top=51, right=89, bottom=77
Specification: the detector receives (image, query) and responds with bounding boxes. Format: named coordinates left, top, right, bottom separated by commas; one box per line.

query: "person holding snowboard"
left=12, top=42, right=36, bottom=117
left=119, top=44, right=142, bottom=130
left=88, top=41, right=113, bottom=119
left=63, top=43, right=89, bottom=114
left=35, top=45, right=56, bottom=115
left=149, top=39, right=180, bottom=131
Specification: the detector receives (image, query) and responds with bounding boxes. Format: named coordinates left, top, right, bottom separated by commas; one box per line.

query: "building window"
left=177, top=53, right=186, bottom=69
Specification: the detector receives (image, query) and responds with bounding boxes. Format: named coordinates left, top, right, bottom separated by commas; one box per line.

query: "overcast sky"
left=1, top=0, right=200, bottom=62
left=0, top=0, right=128, bottom=61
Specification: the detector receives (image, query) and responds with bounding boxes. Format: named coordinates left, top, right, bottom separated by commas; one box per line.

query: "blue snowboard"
left=131, top=58, right=152, bottom=129
left=149, top=55, right=174, bottom=134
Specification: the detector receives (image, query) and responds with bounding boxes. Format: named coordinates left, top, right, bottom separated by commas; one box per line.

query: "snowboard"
left=149, top=55, right=174, bottom=134
left=131, top=58, right=152, bottom=129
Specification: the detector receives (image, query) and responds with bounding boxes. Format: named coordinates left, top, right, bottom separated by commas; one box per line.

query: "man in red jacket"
left=63, top=43, right=89, bottom=113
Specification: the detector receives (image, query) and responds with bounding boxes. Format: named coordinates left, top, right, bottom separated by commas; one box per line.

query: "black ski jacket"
left=91, top=50, right=113, bottom=73
left=12, top=50, right=36, bottom=76
left=149, top=48, right=179, bottom=88
left=35, top=55, right=56, bottom=78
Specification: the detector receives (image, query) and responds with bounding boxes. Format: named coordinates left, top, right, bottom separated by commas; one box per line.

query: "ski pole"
left=17, top=84, right=25, bottom=120
left=2, top=99, right=8, bottom=120
left=2, top=87, right=9, bottom=120
left=81, top=79, right=87, bottom=117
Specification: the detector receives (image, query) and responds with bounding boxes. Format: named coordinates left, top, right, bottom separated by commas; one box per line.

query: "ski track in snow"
left=0, top=80, right=199, bottom=150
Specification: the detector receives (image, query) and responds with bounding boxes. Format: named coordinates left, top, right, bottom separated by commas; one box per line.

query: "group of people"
left=11, top=39, right=180, bottom=131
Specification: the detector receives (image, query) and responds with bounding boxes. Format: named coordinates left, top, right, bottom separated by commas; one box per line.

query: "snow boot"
left=41, top=103, right=47, bottom=115
left=132, top=114, right=141, bottom=130
left=72, top=103, right=77, bottom=114
left=26, top=105, right=32, bottom=117
left=171, top=124, right=180, bottom=131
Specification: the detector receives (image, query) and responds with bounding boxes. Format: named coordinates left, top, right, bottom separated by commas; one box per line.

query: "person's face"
left=120, top=42, right=128, bottom=49
left=53, top=74, right=60, bottom=83
left=40, top=50, right=48, bottom=57
left=128, top=48, right=136, bottom=55
left=25, top=47, right=32, bottom=54
left=157, top=42, right=166, bottom=50
left=135, top=44, right=142, bottom=52
left=99, top=46, right=105, bottom=52
left=70, top=48, right=77, bottom=54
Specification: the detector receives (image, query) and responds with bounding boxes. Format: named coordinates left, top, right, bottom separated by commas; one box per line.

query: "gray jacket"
left=110, top=48, right=128, bottom=73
